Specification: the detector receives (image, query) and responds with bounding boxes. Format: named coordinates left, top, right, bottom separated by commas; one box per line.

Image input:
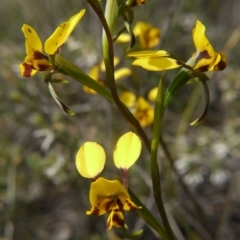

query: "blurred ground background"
left=1, top=0, right=240, bottom=239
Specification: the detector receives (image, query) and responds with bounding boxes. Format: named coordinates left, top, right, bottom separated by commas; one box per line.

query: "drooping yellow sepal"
left=113, top=132, right=141, bottom=169
left=128, top=50, right=182, bottom=71
left=76, top=142, right=106, bottom=179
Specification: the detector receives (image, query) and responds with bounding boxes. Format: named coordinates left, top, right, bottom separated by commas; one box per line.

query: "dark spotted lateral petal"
left=107, top=210, right=124, bottom=230
left=20, top=62, right=36, bottom=77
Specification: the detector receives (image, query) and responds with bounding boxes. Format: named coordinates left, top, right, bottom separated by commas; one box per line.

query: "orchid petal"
left=45, top=9, right=86, bottom=55
left=22, top=24, right=43, bottom=56
left=76, top=142, right=106, bottom=179
left=113, top=132, right=141, bottom=169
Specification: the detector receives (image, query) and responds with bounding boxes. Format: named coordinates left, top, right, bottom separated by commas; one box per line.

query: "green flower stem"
left=55, top=55, right=113, bottom=101
left=161, top=68, right=213, bottom=238
left=129, top=188, right=168, bottom=240
left=151, top=76, right=176, bottom=240
left=163, top=69, right=192, bottom=112
left=87, top=0, right=151, bottom=152
left=159, top=138, right=214, bottom=239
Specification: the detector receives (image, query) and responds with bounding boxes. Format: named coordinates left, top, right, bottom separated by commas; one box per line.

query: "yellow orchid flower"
left=20, top=10, right=85, bottom=77
left=86, top=177, right=141, bottom=230
left=133, top=21, right=161, bottom=49
left=191, top=20, right=226, bottom=72
left=134, top=97, right=154, bottom=127
left=117, top=21, right=160, bottom=49
left=128, top=20, right=226, bottom=73
left=120, top=91, right=154, bottom=127
left=76, top=142, right=106, bottom=179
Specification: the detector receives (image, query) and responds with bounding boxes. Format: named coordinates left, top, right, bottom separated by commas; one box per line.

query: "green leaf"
left=122, top=11, right=135, bottom=49
left=190, top=76, right=210, bottom=125
left=121, top=226, right=143, bottom=239
left=128, top=188, right=168, bottom=239
left=55, top=55, right=113, bottom=101
left=47, top=82, right=75, bottom=115
left=163, top=69, right=192, bottom=111
left=49, top=79, right=69, bottom=84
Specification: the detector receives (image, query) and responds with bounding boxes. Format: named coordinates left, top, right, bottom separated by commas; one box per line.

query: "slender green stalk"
left=163, top=69, right=191, bottom=112
left=151, top=76, right=176, bottom=240
left=87, top=0, right=151, bottom=152
left=159, top=138, right=214, bottom=239
left=161, top=68, right=214, bottom=238
left=129, top=189, right=168, bottom=239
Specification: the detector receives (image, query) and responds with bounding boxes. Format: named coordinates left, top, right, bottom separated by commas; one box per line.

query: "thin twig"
left=172, top=200, right=213, bottom=240
left=86, top=0, right=151, bottom=152
left=214, top=170, right=240, bottom=239
left=160, top=138, right=214, bottom=239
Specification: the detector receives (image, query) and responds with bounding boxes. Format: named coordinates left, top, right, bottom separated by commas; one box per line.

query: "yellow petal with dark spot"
left=45, top=9, right=86, bottom=55
left=22, top=24, right=43, bottom=56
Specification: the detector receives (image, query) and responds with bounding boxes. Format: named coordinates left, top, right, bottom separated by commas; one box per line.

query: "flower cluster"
left=128, top=20, right=226, bottom=73
left=75, top=132, right=142, bottom=230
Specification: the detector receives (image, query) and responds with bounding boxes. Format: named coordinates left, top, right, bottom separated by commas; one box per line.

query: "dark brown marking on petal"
left=112, top=210, right=124, bottom=228
left=33, top=51, right=49, bottom=60
left=107, top=220, right=111, bottom=230
left=197, top=65, right=209, bottom=72
left=196, top=50, right=211, bottom=62
left=22, top=62, right=34, bottom=77
left=129, top=0, right=145, bottom=7
left=37, top=64, right=51, bottom=71
left=106, top=200, right=114, bottom=212
left=125, top=199, right=136, bottom=210
left=91, top=207, right=100, bottom=215
left=125, top=199, right=141, bottom=210
left=125, top=199, right=132, bottom=207
left=216, top=59, right=227, bottom=70
left=28, top=28, right=32, bottom=33
left=176, top=60, right=181, bottom=65
left=117, top=199, right=123, bottom=209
